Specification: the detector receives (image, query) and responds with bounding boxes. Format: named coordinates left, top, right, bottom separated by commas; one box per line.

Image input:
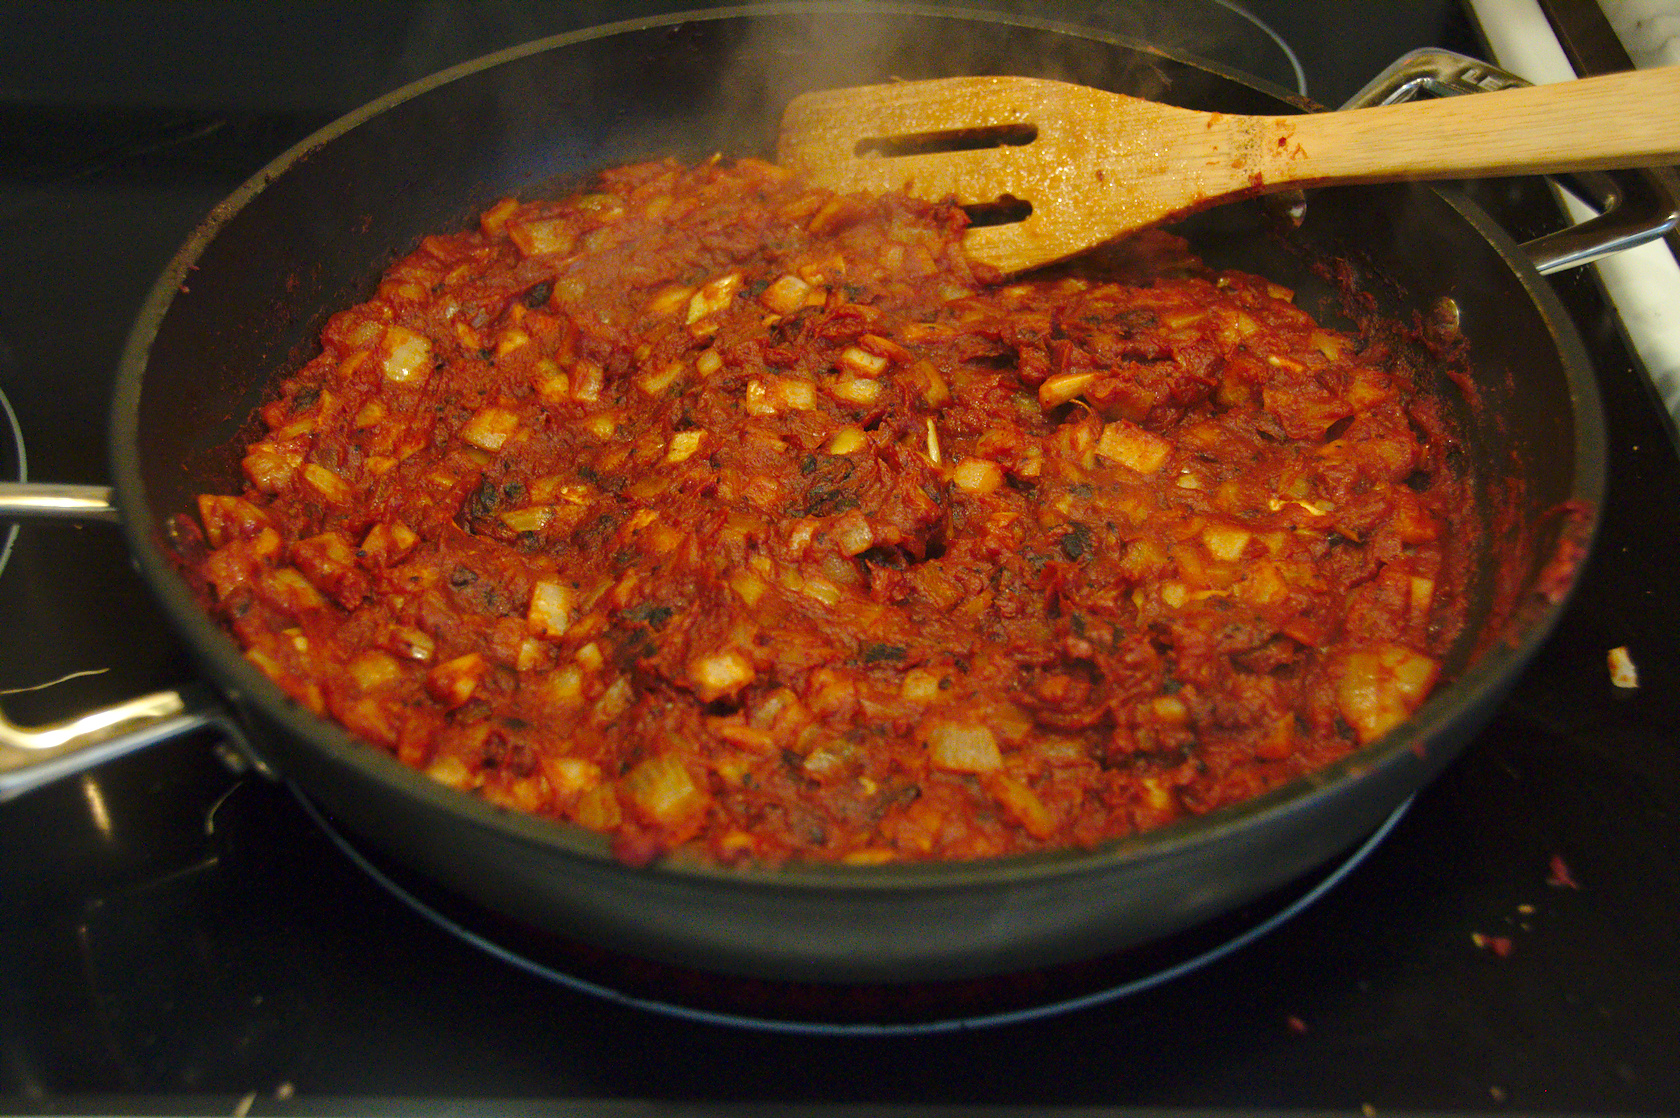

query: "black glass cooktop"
left=2, top=2, right=1677, bottom=1113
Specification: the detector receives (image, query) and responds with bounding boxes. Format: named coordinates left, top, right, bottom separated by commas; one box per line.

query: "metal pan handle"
left=1343, top=48, right=1680, bottom=273
left=0, top=481, right=254, bottom=802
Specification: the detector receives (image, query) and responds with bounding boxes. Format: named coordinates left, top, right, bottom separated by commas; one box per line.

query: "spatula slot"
left=961, top=195, right=1033, bottom=227
left=853, top=123, right=1037, bottom=159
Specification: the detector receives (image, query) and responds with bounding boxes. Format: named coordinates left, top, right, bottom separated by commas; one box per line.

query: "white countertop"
left=1467, top=0, right=1680, bottom=426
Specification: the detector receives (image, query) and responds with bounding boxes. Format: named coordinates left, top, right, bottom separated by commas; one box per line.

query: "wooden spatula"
left=778, top=69, right=1680, bottom=274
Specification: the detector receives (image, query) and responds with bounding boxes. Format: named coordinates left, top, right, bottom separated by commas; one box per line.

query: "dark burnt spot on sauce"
left=1060, top=523, right=1091, bottom=561
left=465, top=477, right=502, bottom=520
left=620, top=603, right=674, bottom=630
left=522, top=281, right=553, bottom=308
left=861, top=643, right=905, bottom=664
left=448, top=566, right=478, bottom=588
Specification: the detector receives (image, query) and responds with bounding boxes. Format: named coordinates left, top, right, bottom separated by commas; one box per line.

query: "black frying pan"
left=0, top=5, right=1621, bottom=983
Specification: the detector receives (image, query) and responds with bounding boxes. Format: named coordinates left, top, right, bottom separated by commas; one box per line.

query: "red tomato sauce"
left=191, top=157, right=1472, bottom=866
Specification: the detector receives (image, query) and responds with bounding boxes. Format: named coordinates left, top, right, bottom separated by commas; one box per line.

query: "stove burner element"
left=0, top=339, right=25, bottom=580
left=298, top=790, right=1407, bottom=1036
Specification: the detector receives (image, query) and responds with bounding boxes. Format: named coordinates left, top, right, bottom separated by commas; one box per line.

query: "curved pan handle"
left=1343, top=48, right=1680, bottom=273
left=0, top=481, right=255, bottom=802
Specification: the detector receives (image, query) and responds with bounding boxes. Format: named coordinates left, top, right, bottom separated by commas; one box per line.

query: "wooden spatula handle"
left=1248, top=66, right=1680, bottom=188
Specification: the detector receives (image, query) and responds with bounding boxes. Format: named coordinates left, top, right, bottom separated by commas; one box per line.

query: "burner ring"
left=0, top=340, right=28, bottom=580
left=299, top=789, right=1408, bottom=1036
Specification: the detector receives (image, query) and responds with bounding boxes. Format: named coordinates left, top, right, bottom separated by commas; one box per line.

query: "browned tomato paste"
left=192, top=156, right=1471, bottom=866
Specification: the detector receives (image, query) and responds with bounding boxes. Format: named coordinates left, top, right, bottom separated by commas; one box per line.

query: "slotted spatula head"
left=777, top=76, right=1270, bottom=274
left=779, top=70, right=1680, bottom=274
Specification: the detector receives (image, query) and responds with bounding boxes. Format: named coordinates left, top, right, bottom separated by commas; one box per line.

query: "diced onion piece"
left=1151, top=695, right=1189, bottom=724
left=460, top=406, right=519, bottom=451
left=196, top=495, right=271, bottom=548
left=800, top=576, right=843, bottom=606
left=696, top=348, right=724, bottom=376
left=572, top=783, right=622, bottom=830
left=911, top=360, right=951, bottom=407
left=243, top=443, right=305, bottom=493
left=689, top=649, right=755, bottom=701
left=347, top=651, right=402, bottom=692
left=544, top=664, right=585, bottom=708
left=1202, top=523, right=1251, bottom=562
left=1237, top=561, right=1288, bottom=607
left=1311, top=330, right=1344, bottom=360
left=427, top=652, right=486, bottom=709
left=745, top=379, right=777, bottom=416
left=829, top=376, right=881, bottom=405
left=638, top=360, right=684, bottom=396
left=573, top=642, right=603, bottom=673
left=594, top=676, right=635, bottom=722
left=623, top=754, right=706, bottom=824
left=827, top=426, right=868, bottom=455
left=686, top=271, right=743, bottom=323
left=1608, top=645, right=1638, bottom=689
left=1137, top=776, right=1174, bottom=814
left=546, top=756, right=602, bottom=796
left=380, top=325, right=433, bottom=383
left=354, top=399, right=387, bottom=429
left=506, top=216, right=575, bottom=257
left=499, top=506, right=554, bottom=533
left=839, top=345, right=888, bottom=377
left=528, top=579, right=574, bottom=637
left=496, top=329, right=530, bottom=357
left=301, top=463, right=353, bottom=505
left=990, top=772, right=1056, bottom=839
left=1409, top=576, right=1435, bottom=624
left=1096, top=420, right=1172, bottom=473
left=479, top=197, right=518, bottom=237
left=645, top=284, right=695, bottom=317
left=1217, top=310, right=1261, bottom=342
left=1039, top=371, right=1096, bottom=409
left=532, top=359, right=570, bottom=402
left=386, top=625, right=435, bottom=662
left=927, top=721, right=1002, bottom=773
left=274, top=413, right=316, bottom=439
left=830, top=511, right=874, bottom=556
left=759, top=273, right=813, bottom=315
left=424, top=755, right=475, bottom=790
left=951, top=458, right=1003, bottom=495
left=729, top=569, right=769, bottom=606
left=261, top=568, right=326, bottom=613
left=571, top=360, right=603, bottom=403
left=900, top=668, right=945, bottom=703
left=359, top=521, right=418, bottom=566
left=776, top=377, right=817, bottom=410
left=1336, top=644, right=1439, bottom=744
left=665, top=429, right=705, bottom=464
